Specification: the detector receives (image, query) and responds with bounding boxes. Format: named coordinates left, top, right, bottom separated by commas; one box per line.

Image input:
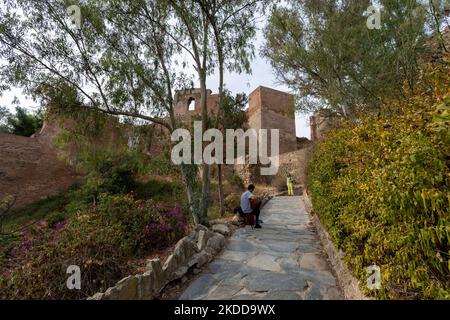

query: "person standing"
left=287, top=174, right=294, bottom=196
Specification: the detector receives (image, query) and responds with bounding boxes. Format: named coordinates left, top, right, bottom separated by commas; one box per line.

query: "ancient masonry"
left=0, top=86, right=327, bottom=208
left=172, top=86, right=298, bottom=154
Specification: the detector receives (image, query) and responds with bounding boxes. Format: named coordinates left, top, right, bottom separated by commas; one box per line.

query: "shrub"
left=45, top=212, right=67, bottom=228
left=230, top=174, right=244, bottom=189
left=224, top=194, right=241, bottom=213
left=307, top=63, right=450, bottom=299
left=0, top=193, right=190, bottom=299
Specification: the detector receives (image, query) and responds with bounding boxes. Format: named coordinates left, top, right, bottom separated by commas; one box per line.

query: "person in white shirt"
left=240, top=184, right=262, bottom=228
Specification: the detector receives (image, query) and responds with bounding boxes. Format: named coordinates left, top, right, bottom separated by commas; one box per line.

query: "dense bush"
left=224, top=194, right=241, bottom=213
left=0, top=193, right=190, bottom=299
left=0, top=107, right=43, bottom=137
left=308, top=63, right=449, bottom=299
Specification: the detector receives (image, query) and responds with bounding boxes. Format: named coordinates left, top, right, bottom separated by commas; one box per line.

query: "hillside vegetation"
left=308, top=61, right=450, bottom=299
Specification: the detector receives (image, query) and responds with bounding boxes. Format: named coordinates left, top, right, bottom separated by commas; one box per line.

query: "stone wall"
left=310, top=111, right=336, bottom=141
left=173, top=88, right=220, bottom=120
left=88, top=223, right=232, bottom=300
left=277, top=145, right=313, bottom=186
left=248, top=86, right=297, bottom=155
left=0, top=85, right=303, bottom=208
left=233, top=144, right=313, bottom=187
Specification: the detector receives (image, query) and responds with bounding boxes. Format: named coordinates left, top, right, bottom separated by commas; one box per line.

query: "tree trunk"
left=218, top=164, right=225, bottom=216
left=199, top=71, right=210, bottom=225
left=216, top=42, right=226, bottom=216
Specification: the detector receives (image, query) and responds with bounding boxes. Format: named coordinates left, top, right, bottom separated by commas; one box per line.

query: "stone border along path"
left=180, top=196, right=344, bottom=300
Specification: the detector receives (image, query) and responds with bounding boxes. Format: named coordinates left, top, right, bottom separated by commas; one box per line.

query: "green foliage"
left=308, top=63, right=450, bottom=299
left=229, top=174, right=245, bottom=189
left=3, top=185, right=88, bottom=233
left=0, top=193, right=189, bottom=299
left=0, top=107, right=43, bottom=136
left=0, top=106, right=11, bottom=132
left=134, top=178, right=186, bottom=203
left=224, top=193, right=241, bottom=213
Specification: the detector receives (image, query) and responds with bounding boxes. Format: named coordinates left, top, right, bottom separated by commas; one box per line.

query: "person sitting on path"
left=240, top=184, right=262, bottom=229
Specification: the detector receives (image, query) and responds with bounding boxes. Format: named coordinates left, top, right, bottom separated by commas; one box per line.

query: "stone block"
left=205, top=233, right=226, bottom=255
left=212, top=224, right=231, bottom=236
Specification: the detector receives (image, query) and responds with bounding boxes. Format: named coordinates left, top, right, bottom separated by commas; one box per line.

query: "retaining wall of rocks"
left=88, top=223, right=232, bottom=300
left=302, top=190, right=369, bottom=300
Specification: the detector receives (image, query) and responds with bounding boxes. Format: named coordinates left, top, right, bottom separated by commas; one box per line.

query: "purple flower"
left=55, top=222, right=66, bottom=231
left=20, top=230, right=29, bottom=238
left=19, top=246, right=29, bottom=254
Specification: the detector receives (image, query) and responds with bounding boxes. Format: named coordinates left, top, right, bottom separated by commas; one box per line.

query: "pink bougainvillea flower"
left=55, top=222, right=66, bottom=231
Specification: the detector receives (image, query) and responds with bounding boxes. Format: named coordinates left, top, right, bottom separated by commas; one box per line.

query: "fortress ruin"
left=0, top=86, right=321, bottom=208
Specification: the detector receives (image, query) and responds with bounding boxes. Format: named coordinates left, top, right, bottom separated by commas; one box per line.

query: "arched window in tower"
left=188, top=98, right=196, bottom=111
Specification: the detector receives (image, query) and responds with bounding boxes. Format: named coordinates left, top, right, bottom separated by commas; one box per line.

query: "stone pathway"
left=180, top=196, right=344, bottom=300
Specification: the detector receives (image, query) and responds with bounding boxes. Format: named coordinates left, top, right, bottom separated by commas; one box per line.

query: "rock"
left=205, top=233, right=226, bottom=255
left=146, top=258, right=163, bottom=276
left=197, top=230, right=208, bottom=251
left=193, top=268, right=202, bottom=275
left=187, top=250, right=212, bottom=269
left=173, top=236, right=198, bottom=261
left=136, top=267, right=166, bottom=300
left=195, top=224, right=209, bottom=232
left=87, top=292, right=105, bottom=300
left=136, top=272, right=153, bottom=300
left=212, top=224, right=230, bottom=236
left=162, top=254, right=178, bottom=280
left=88, top=226, right=220, bottom=301
left=164, top=237, right=198, bottom=279
left=173, top=266, right=189, bottom=280
left=195, top=251, right=213, bottom=268
left=107, top=276, right=138, bottom=300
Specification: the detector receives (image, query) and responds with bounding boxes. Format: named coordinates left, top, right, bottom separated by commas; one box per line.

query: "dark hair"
left=248, top=184, right=255, bottom=191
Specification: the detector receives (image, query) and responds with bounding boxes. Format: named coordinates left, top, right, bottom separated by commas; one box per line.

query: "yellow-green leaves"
left=308, top=64, right=450, bottom=299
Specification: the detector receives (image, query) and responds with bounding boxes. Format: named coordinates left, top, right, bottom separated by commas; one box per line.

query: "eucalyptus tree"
left=194, top=0, right=264, bottom=215
left=263, top=0, right=429, bottom=116
left=0, top=0, right=208, bottom=222
left=0, top=0, right=261, bottom=224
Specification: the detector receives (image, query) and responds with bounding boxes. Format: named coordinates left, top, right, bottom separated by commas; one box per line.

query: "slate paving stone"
left=244, top=271, right=308, bottom=292
left=179, top=274, right=218, bottom=299
left=180, top=197, right=344, bottom=300
left=220, top=250, right=257, bottom=262
left=206, top=285, right=244, bottom=300
left=303, top=283, right=323, bottom=300
left=247, top=254, right=282, bottom=272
